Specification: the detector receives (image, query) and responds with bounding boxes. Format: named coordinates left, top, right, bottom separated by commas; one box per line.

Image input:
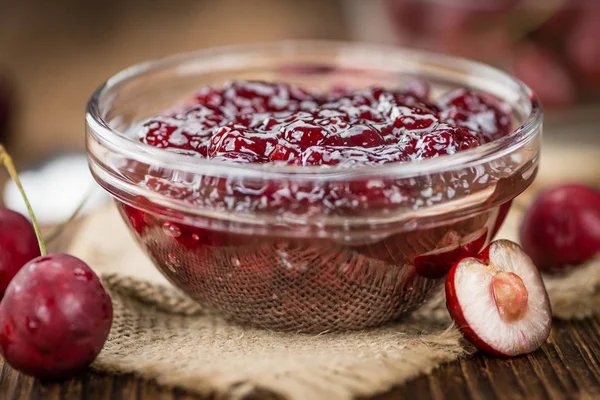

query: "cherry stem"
left=0, top=144, right=47, bottom=256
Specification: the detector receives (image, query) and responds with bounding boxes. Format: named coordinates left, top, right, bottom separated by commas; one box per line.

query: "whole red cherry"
left=0, top=144, right=113, bottom=379
left=0, top=208, right=40, bottom=296
left=0, top=254, right=113, bottom=379
left=520, top=184, right=600, bottom=272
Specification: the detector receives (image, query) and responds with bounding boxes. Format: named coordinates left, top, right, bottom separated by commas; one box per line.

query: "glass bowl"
left=86, top=41, right=542, bottom=332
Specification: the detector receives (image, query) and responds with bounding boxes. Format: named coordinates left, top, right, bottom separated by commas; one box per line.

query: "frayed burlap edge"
left=91, top=274, right=466, bottom=400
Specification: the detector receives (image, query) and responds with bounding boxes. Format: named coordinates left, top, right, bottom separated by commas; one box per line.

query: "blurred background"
left=0, top=0, right=598, bottom=221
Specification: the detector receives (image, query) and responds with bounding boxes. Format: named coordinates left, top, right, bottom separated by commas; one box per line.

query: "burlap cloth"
left=68, top=141, right=600, bottom=400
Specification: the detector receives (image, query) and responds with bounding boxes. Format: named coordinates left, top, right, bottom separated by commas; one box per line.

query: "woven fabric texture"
left=65, top=203, right=600, bottom=400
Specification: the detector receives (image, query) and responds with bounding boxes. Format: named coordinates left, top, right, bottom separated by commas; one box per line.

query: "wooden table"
left=1, top=315, right=599, bottom=399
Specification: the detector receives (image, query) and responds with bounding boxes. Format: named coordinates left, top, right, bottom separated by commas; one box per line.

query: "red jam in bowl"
left=116, top=80, right=520, bottom=332
left=139, top=80, right=510, bottom=164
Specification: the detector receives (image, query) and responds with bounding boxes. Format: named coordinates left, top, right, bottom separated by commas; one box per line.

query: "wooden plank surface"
left=0, top=316, right=599, bottom=399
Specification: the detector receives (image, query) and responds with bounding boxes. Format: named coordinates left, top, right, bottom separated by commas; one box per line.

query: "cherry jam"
left=139, top=80, right=510, bottom=166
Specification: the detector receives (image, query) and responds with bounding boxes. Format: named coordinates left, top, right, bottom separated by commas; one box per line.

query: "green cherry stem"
left=0, top=144, right=47, bottom=256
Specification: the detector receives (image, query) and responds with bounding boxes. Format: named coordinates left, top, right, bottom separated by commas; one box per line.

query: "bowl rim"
left=86, top=40, right=542, bottom=181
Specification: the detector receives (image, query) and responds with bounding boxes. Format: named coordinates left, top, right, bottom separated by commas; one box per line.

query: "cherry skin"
left=0, top=208, right=40, bottom=296
left=520, top=184, right=600, bottom=272
left=0, top=253, right=113, bottom=379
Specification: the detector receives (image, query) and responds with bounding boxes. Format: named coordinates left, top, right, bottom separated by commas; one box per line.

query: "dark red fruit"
left=270, top=144, right=299, bottom=162
left=208, top=126, right=276, bottom=162
left=140, top=104, right=226, bottom=157
left=282, top=121, right=327, bottom=147
left=221, top=80, right=317, bottom=113
left=322, top=125, right=385, bottom=148
left=438, top=89, right=512, bottom=140
left=414, top=125, right=481, bottom=158
left=0, top=254, right=113, bottom=379
left=520, top=184, right=600, bottom=272
left=0, top=209, right=40, bottom=296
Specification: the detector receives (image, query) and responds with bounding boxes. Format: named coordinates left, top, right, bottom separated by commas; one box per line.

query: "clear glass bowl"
left=86, top=41, right=542, bottom=332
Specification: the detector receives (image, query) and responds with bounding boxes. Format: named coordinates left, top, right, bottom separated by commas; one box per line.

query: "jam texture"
left=138, top=81, right=511, bottom=165
left=134, top=81, right=513, bottom=217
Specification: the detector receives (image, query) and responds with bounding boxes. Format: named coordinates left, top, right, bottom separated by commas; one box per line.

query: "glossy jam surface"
left=138, top=81, right=511, bottom=165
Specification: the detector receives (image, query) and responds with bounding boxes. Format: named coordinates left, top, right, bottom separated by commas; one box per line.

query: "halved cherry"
left=446, top=240, right=552, bottom=356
